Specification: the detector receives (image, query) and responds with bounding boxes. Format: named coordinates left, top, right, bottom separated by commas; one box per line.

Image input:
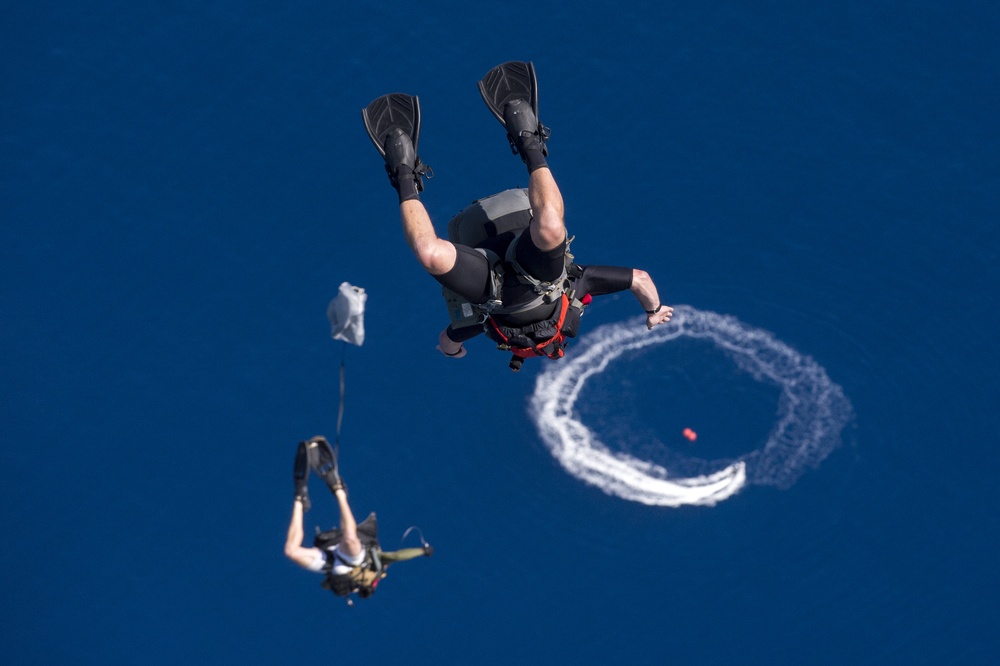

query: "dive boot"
left=362, top=93, right=432, bottom=195
left=478, top=61, right=550, bottom=164
left=383, top=127, right=418, bottom=189
left=293, top=440, right=311, bottom=511
left=502, top=99, right=549, bottom=161
left=307, top=436, right=346, bottom=495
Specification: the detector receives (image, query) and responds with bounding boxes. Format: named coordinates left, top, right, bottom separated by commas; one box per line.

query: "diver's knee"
left=414, top=240, right=457, bottom=275
left=339, top=535, right=363, bottom=557
left=530, top=210, right=566, bottom=251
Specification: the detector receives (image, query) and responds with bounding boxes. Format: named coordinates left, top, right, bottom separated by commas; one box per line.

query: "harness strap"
left=323, top=545, right=385, bottom=597
left=477, top=245, right=552, bottom=317
left=489, top=293, right=572, bottom=359
left=324, top=544, right=380, bottom=574
left=473, top=248, right=505, bottom=316
left=478, top=232, right=573, bottom=317
left=504, top=231, right=568, bottom=298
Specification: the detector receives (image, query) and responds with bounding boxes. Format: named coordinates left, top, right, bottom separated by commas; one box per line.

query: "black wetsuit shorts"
left=433, top=229, right=564, bottom=304
left=436, top=230, right=633, bottom=343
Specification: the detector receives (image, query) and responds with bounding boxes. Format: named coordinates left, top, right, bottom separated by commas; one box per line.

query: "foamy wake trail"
left=530, top=305, right=853, bottom=507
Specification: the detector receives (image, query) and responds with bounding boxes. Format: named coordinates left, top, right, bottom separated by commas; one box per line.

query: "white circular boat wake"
left=530, top=305, right=853, bottom=507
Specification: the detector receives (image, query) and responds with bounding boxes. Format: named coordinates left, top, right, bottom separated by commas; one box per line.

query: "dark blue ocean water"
left=4, top=1, right=998, bottom=664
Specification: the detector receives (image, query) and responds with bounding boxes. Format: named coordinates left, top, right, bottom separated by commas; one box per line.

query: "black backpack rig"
left=443, top=188, right=589, bottom=371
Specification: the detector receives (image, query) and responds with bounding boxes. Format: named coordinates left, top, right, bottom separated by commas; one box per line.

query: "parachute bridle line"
left=335, top=342, right=346, bottom=449
left=400, top=525, right=431, bottom=550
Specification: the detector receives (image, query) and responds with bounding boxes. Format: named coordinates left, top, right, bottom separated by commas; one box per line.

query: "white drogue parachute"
left=530, top=305, right=853, bottom=507
left=326, top=282, right=367, bottom=446
left=327, top=282, right=367, bottom=346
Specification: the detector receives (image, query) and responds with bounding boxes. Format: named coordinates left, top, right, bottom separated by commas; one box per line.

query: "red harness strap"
left=488, top=293, right=571, bottom=359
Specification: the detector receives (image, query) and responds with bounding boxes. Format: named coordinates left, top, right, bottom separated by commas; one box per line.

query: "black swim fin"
left=478, top=61, right=550, bottom=159
left=306, top=435, right=346, bottom=495
left=294, top=440, right=311, bottom=511
left=362, top=93, right=432, bottom=191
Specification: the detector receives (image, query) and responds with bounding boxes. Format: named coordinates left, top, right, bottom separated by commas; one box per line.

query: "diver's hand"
left=436, top=328, right=467, bottom=358
left=630, top=270, right=672, bottom=330
left=645, top=304, right=674, bottom=330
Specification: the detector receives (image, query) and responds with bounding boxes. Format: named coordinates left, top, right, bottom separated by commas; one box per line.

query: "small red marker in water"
left=682, top=427, right=697, bottom=442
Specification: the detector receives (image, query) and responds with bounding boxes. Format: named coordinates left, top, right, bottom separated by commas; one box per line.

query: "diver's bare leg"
left=333, top=488, right=363, bottom=558
left=400, top=200, right=457, bottom=276
left=526, top=167, right=565, bottom=252
left=284, top=499, right=323, bottom=567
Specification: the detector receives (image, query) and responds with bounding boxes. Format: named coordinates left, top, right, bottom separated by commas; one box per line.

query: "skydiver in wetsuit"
left=362, top=61, right=673, bottom=370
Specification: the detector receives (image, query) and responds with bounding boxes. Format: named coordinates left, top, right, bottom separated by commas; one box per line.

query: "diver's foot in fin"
left=361, top=93, right=432, bottom=202
left=384, top=127, right=415, bottom=175
left=307, top=436, right=346, bottom=495
left=324, top=472, right=347, bottom=497
left=294, top=441, right=311, bottom=511
left=383, top=128, right=424, bottom=202
left=502, top=99, right=550, bottom=171
left=478, top=61, right=551, bottom=171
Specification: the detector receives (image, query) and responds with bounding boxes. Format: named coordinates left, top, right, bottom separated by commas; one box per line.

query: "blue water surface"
left=3, top=1, right=998, bottom=664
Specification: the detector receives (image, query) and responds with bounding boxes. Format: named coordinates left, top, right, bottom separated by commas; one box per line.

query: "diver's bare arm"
left=630, top=269, right=674, bottom=330
left=380, top=547, right=432, bottom=564
left=436, top=327, right=467, bottom=358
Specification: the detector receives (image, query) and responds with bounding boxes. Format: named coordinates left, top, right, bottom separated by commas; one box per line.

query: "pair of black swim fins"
left=361, top=60, right=551, bottom=191
left=294, top=436, right=344, bottom=511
